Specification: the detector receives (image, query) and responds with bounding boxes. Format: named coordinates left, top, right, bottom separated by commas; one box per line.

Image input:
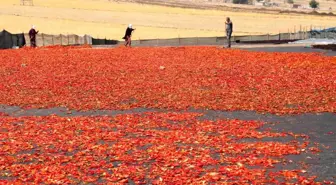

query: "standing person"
left=225, top=17, right=233, bottom=48
left=29, top=25, right=39, bottom=47
left=123, top=24, right=135, bottom=47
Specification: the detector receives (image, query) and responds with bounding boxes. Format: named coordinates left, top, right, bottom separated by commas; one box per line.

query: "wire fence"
left=5, top=27, right=336, bottom=49
left=96, top=32, right=313, bottom=47
left=24, top=33, right=93, bottom=47
left=111, top=30, right=336, bottom=47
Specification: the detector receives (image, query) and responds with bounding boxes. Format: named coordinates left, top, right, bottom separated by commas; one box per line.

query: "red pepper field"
left=0, top=46, right=335, bottom=184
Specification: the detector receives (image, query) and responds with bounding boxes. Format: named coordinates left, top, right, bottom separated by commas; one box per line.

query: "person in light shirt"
left=225, top=17, right=233, bottom=48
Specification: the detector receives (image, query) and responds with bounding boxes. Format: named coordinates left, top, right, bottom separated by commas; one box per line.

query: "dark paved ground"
left=94, top=44, right=336, bottom=56
left=1, top=105, right=335, bottom=182
left=242, top=46, right=336, bottom=56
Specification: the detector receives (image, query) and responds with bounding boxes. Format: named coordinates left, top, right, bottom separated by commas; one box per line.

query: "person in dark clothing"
left=225, top=17, right=233, bottom=48
left=122, top=24, right=135, bottom=47
left=29, top=25, right=39, bottom=47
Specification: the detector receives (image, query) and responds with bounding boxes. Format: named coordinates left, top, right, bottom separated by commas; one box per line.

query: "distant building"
left=20, top=0, right=34, bottom=6
left=301, top=5, right=310, bottom=9
left=255, top=1, right=265, bottom=6
left=292, top=4, right=301, bottom=8
left=269, top=2, right=279, bottom=6
left=254, top=1, right=278, bottom=7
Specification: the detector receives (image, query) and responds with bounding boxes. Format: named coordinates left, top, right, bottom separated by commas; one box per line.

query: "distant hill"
left=113, top=0, right=336, bottom=14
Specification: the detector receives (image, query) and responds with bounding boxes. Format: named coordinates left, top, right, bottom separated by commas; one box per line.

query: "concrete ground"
left=240, top=44, right=336, bottom=56
left=93, top=43, right=336, bottom=56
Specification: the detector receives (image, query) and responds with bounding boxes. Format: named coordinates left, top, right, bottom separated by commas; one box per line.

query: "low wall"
left=95, top=32, right=314, bottom=47
left=313, top=44, right=336, bottom=51
left=20, top=31, right=336, bottom=48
